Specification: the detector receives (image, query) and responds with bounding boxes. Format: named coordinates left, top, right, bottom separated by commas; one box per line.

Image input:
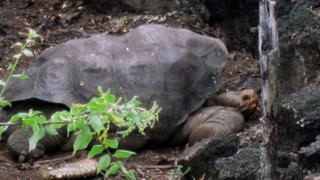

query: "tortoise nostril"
left=242, top=95, right=250, bottom=101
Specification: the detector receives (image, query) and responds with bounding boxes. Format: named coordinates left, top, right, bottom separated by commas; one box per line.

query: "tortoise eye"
left=242, top=95, right=250, bottom=101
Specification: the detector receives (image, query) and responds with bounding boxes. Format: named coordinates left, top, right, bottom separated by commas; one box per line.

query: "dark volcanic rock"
left=299, top=135, right=320, bottom=172
left=277, top=151, right=302, bottom=180
left=299, top=135, right=320, bottom=157
left=278, top=84, right=320, bottom=178
left=178, top=133, right=239, bottom=179
left=277, top=1, right=320, bottom=178
left=279, top=84, right=320, bottom=151
left=215, top=148, right=260, bottom=180
left=278, top=0, right=320, bottom=94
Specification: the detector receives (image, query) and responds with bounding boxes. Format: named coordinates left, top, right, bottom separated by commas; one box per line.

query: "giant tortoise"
left=0, top=24, right=258, bottom=161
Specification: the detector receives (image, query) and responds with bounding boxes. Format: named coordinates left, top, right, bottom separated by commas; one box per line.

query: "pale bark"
left=258, top=0, right=280, bottom=179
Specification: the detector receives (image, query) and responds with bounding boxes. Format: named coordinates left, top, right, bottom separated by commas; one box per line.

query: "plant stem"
left=0, top=55, right=21, bottom=97
left=0, top=121, right=68, bottom=126
left=0, top=41, right=29, bottom=97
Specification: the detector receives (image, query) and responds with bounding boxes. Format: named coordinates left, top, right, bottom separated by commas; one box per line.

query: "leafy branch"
left=0, top=28, right=42, bottom=138
left=9, top=88, right=160, bottom=179
left=0, top=28, right=42, bottom=106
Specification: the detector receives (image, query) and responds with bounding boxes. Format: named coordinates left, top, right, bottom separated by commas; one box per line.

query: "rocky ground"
left=1, top=0, right=319, bottom=179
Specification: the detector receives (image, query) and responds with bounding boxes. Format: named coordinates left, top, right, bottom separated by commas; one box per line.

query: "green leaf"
left=29, top=128, right=45, bottom=151
left=105, top=91, right=116, bottom=103
left=13, top=73, right=28, bottom=80
left=87, top=98, right=106, bottom=113
left=125, top=170, right=136, bottom=180
left=50, top=112, right=67, bottom=129
left=45, top=125, right=59, bottom=135
left=36, top=114, right=47, bottom=124
left=0, top=99, right=11, bottom=108
left=97, top=154, right=111, bottom=173
left=126, top=112, right=140, bottom=122
left=127, top=97, right=141, bottom=107
left=75, top=118, right=90, bottom=132
left=27, top=28, right=41, bottom=39
left=0, top=126, right=8, bottom=140
left=105, top=162, right=120, bottom=177
left=10, top=112, right=27, bottom=123
left=113, top=150, right=136, bottom=159
left=50, top=111, right=72, bottom=129
left=23, top=117, right=37, bottom=127
left=22, top=49, right=34, bottom=57
left=67, top=123, right=76, bottom=136
left=7, top=63, right=14, bottom=71
left=110, top=111, right=125, bottom=125
left=57, top=111, right=72, bottom=122
left=23, top=113, right=46, bottom=128
left=118, top=162, right=136, bottom=180
left=88, top=145, right=104, bottom=158
left=28, top=109, right=42, bottom=117
left=105, top=139, right=119, bottom=149
left=89, top=115, right=104, bottom=134
left=70, top=105, right=86, bottom=116
left=100, top=115, right=110, bottom=125
left=73, top=130, right=93, bottom=154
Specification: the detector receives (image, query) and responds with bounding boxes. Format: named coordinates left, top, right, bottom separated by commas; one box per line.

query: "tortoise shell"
left=4, top=24, right=227, bottom=141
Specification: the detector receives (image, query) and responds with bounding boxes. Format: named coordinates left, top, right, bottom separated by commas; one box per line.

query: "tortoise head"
left=238, top=89, right=259, bottom=115
left=210, top=89, right=259, bottom=116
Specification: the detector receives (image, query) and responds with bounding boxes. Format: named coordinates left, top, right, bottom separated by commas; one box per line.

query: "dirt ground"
left=0, top=0, right=262, bottom=179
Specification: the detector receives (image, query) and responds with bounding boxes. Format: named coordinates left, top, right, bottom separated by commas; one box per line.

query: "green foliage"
left=106, top=161, right=121, bottom=177
left=0, top=28, right=42, bottom=107
left=29, top=127, right=46, bottom=151
left=73, top=129, right=93, bottom=154
left=88, top=145, right=105, bottom=158
left=0, top=126, right=8, bottom=140
left=106, top=139, right=119, bottom=149
left=12, top=73, right=28, bottom=80
left=0, top=98, right=11, bottom=108
left=0, top=29, right=161, bottom=179
left=6, top=75, right=159, bottom=180
left=97, top=154, right=111, bottom=173
left=119, top=161, right=136, bottom=180
left=169, top=165, right=191, bottom=180
left=114, top=150, right=136, bottom=159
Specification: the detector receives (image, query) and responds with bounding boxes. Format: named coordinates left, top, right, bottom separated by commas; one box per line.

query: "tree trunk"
left=258, top=0, right=280, bottom=179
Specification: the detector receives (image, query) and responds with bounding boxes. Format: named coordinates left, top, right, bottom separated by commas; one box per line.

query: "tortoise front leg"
left=182, top=106, right=244, bottom=146
left=7, top=127, right=68, bottom=162
left=1, top=102, right=68, bottom=162
left=183, top=89, right=258, bottom=145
